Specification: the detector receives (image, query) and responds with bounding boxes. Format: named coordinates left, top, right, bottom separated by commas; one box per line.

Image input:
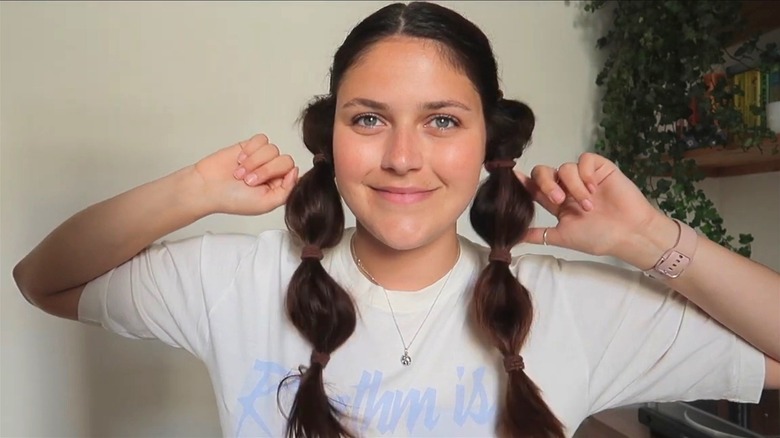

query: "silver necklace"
left=350, top=236, right=459, bottom=366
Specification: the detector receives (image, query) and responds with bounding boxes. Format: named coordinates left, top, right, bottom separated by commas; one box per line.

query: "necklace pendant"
left=401, top=350, right=412, bottom=366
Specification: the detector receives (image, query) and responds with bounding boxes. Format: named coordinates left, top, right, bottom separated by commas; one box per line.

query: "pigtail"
left=280, top=95, right=357, bottom=438
left=470, top=99, right=565, bottom=438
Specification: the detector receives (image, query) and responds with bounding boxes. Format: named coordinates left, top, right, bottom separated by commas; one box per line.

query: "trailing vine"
left=585, top=0, right=779, bottom=257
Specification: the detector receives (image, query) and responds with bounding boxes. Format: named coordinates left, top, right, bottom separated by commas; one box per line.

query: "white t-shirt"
left=78, top=228, right=765, bottom=437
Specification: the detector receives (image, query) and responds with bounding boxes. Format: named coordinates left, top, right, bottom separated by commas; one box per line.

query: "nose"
left=380, top=126, right=423, bottom=175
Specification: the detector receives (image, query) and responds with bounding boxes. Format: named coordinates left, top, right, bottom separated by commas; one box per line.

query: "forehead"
left=336, top=36, right=480, bottom=107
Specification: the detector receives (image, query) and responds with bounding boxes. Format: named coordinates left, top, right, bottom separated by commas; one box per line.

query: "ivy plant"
left=585, top=0, right=779, bottom=257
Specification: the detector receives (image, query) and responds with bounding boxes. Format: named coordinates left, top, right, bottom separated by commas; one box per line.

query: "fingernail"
left=587, top=183, right=597, bottom=194
left=244, top=174, right=257, bottom=185
left=237, top=153, right=247, bottom=164
left=582, top=199, right=594, bottom=211
left=550, top=189, right=565, bottom=203
left=233, top=167, right=246, bottom=179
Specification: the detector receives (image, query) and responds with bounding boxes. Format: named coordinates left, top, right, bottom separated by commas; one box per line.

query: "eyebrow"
left=422, top=100, right=472, bottom=112
left=341, top=98, right=472, bottom=112
left=342, top=98, right=389, bottom=111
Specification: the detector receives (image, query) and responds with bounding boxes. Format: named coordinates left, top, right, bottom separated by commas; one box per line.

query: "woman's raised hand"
left=517, top=152, right=667, bottom=260
left=194, top=133, right=299, bottom=216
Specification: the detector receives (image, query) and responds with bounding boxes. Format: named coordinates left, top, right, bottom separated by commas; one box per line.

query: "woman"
left=13, top=2, right=779, bottom=437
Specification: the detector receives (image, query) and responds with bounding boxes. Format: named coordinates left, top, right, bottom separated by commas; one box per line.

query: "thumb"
left=523, top=226, right=557, bottom=247
left=261, top=167, right=299, bottom=210
left=281, top=166, right=299, bottom=192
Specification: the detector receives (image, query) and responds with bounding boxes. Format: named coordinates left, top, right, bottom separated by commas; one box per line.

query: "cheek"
left=332, top=125, right=367, bottom=187
left=439, top=134, right=486, bottom=183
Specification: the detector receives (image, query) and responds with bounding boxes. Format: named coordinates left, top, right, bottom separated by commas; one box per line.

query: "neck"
left=351, top=225, right=460, bottom=291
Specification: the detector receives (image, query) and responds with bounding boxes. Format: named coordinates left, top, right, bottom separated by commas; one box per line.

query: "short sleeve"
left=78, top=232, right=260, bottom=358
left=554, top=258, right=766, bottom=414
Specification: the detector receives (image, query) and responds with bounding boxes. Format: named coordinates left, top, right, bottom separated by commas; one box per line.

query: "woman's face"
left=333, top=36, right=486, bottom=251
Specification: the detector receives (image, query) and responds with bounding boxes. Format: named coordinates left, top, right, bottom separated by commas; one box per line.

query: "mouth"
left=371, top=186, right=437, bottom=204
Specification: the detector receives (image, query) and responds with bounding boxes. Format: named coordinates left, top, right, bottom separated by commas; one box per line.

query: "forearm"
left=617, top=214, right=780, bottom=362
left=14, top=165, right=210, bottom=304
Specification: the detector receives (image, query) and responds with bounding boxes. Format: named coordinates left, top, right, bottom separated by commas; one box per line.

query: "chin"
left=359, top=219, right=455, bottom=252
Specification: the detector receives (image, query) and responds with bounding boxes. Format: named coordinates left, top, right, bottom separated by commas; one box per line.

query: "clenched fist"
left=193, top=133, right=299, bottom=216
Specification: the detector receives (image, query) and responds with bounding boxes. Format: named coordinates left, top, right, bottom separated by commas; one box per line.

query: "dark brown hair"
left=282, top=2, right=564, bottom=437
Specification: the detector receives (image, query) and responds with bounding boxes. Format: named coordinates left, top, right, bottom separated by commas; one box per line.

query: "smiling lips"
left=372, top=186, right=436, bottom=204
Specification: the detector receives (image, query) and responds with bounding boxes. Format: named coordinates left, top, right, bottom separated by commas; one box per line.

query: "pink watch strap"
left=645, top=219, right=698, bottom=279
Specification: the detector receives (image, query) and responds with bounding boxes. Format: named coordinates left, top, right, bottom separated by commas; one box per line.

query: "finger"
left=243, top=154, right=295, bottom=187
left=242, top=142, right=280, bottom=171
left=234, top=143, right=280, bottom=181
left=576, top=153, right=599, bottom=194
left=557, top=162, right=593, bottom=212
left=237, top=133, right=269, bottom=164
left=578, top=152, right=619, bottom=190
left=530, top=165, right=566, bottom=205
left=515, top=171, right=559, bottom=215
left=264, top=166, right=298, bottom=192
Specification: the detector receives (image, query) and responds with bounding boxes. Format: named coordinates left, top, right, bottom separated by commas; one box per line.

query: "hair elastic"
left=484, top=159, right=516, bottom=172
left=311, top=350, right=330, bottom=367
left=503, top=354, right=525, bottom=373
left=301, top=245, right=324, bottom=261
left=489, top=248, right=512, bottom=264
left=312, top=153, right=328, bottom=165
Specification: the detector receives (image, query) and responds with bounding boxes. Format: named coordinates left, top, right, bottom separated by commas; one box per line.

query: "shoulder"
left=196, top=228, right=290, bottom=248
left=194, top=229, right=296, bottom=254
left=458, top=235, right=643, bottom=296
left=191, top=229, right=303, bottom=311
left=515, top=253, right=640, bottom=291
left=176, top=229, right=301, bottom=278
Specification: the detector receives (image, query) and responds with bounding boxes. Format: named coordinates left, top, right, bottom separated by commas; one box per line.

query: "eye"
left=353, top=114, right=384, bottom=128
left=427, top=115, right=459, bottom=130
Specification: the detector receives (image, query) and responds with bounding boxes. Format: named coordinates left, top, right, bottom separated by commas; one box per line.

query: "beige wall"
left=703, top=174, right=780, bottom=271
left=2, top=1, right=775, bottom=437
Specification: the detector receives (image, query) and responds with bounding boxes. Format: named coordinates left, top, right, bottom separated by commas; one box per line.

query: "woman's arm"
left=519, top=152, right=780, bottom=388
left=13, top=134, right=297, bottom=320
left=766, top=357, right=780, bottom=389
left=14, top=166, right=207, bottom=319
left=619, top=213, right=780, bottom=366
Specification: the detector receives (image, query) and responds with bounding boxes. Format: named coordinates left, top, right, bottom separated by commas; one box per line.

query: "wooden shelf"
left=693, top=2, right=780, bottom=178
left=574, top=408, right=652, bottom=438
left=728, top=1, right=780, bottom=46
left=681, top=135, right=780, bottom=178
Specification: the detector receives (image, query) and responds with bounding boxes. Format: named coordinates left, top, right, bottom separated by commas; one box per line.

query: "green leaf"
left=590, top=0, right=761, bottom=259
